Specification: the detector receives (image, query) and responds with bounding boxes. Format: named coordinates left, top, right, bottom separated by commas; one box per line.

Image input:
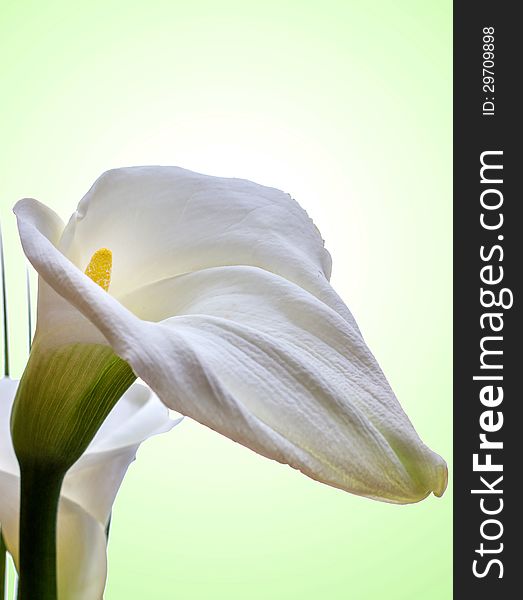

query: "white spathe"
left=0, top=377, right=177, bottom=599
left=14, top=166, right=447, bottom=504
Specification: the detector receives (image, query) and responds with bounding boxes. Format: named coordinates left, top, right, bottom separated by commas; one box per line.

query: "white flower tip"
left=432, top=459, right=448, bottom=498
left=13, top=198, right=66, bottom=249
left=411, top=452, right=447, bottom=502
left=389, top=445, right=448, bottom=504
left=13, top=197, right=36, bottom=217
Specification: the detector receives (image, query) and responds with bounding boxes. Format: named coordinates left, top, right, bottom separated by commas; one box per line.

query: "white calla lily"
left=14, top=166, right=447, bottom=504
left=0, top=377, right=177, bottom=598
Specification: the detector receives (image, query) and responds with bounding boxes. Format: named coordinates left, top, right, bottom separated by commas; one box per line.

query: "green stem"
left=18, top=464, right=65, bottom=600
left=1, top=528, right=6, bottom=600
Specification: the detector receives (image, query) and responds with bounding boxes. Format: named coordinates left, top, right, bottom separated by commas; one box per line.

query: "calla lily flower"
left=14, top=166, right=447, bottom=504
left=0, top=377, right=177, bottom=598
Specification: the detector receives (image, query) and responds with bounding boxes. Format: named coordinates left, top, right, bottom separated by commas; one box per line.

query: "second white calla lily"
left=14, top=166, right=447, bottom=504
left=0, top=378, right=177, bottom=598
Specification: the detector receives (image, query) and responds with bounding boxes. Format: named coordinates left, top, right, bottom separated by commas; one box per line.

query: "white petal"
left=57, top=499, right=107, bottom=600
left=0, top=471, right=107, bottom=600
left=0, top=378, right=19, bottom=475
left=57, top=166, right=332, bottom=296
left=63, top=383, right=178, bottom=524
left=0, top=471, right=19, bottom=562
left=121, top=266, right=447, bottom=503
left=14, top=169, right=447, bottom=503
left=88, top=382, right=178, bottom=452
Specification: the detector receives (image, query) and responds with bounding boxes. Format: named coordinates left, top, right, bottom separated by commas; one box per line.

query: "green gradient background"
left=0, top=1, right=452, bottom=599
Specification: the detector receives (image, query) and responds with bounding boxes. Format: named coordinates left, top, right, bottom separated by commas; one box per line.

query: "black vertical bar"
left=454, top=3, right=519, bottom=598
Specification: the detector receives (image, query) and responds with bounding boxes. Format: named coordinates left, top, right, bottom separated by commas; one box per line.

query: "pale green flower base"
left=12, top=343, right=136, bottom=471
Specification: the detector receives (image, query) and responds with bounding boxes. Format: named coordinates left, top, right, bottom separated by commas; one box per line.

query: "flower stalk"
left=18, top=464, right=65, bottom=600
